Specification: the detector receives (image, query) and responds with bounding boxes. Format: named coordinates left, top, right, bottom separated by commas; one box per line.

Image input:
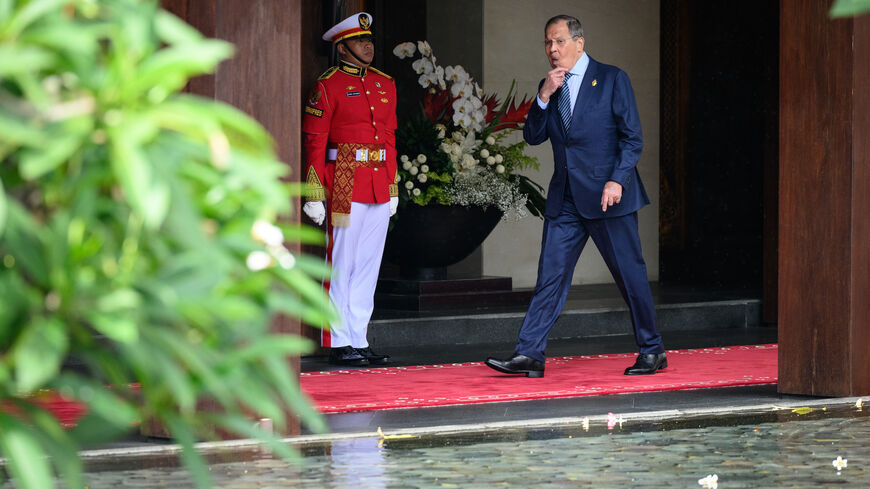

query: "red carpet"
left=301, top=344, right=778, bottom=413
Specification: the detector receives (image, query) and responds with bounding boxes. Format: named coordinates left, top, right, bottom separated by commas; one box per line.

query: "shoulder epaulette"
left=368, top=67, right=393, bottom=80
left=318, top=66, right=339, bottom=80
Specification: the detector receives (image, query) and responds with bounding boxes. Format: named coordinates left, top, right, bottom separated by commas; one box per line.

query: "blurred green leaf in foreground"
left=0, top=1, right=337, bottom=487
left=830, top=0, right=870, bottom=17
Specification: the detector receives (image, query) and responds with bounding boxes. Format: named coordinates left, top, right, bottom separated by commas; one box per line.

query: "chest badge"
left=380, top=97, right=389, bottom=103
left=592, top=79, right=598, bottom=87
left=346, top=85, right=356, bottom=91
left=375, top=81, right=382, bottom=88
left=347, top=91, right=361, bottom=97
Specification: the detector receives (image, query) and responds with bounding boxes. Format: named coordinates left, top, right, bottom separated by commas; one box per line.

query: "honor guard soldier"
left=302, top=12, right=398, bottom=366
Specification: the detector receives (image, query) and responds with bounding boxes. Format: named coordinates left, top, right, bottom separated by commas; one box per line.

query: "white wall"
left=481, top=0, right=660, bottom=287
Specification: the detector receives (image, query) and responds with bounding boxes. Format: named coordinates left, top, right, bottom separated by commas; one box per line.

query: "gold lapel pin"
left=592, top=79, right=598, bottom=87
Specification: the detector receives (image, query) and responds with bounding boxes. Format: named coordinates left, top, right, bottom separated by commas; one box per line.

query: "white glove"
left=303, top=201, right=326, bottom=226
left=389, top=196, right=398, bottom=216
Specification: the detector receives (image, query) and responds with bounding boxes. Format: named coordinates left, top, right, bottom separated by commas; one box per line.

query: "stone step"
left=375, top=275, right=532, bottom=311
left=368, top=296, right=761, bottom=349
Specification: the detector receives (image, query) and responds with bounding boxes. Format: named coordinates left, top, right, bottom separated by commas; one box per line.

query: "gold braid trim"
left=389, top=172, right=399, bottom=197
left=305, top=166, right=326, bottom=201
left=368, top=67, right=393, bottom=80
left=331, top=212, right=351, bottom=228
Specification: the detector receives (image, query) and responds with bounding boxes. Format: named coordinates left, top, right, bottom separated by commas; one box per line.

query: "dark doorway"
left=659, top=0, right=779, bottom=321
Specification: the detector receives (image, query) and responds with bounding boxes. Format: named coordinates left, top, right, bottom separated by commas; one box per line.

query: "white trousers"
left=324, top=201, right=390, bottom=348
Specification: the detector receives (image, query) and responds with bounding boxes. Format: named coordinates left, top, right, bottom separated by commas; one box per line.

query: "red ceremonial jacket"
left=302, top=60, right=398, bottom=221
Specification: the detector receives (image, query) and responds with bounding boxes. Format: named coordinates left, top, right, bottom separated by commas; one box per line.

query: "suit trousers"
left=323, top=201, right=390, bottom=348
left=515, top=191, right=664, bottom=363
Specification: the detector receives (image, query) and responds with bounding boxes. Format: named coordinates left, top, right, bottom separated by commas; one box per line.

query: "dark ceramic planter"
left=384, top=204, right=502, bottom=279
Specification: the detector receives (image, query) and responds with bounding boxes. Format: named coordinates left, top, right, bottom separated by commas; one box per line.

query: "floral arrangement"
left=392, top=41, right=545, bottom=220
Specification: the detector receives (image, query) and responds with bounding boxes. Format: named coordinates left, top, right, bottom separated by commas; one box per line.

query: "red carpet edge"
left=301, top=344, right=778, bottom=413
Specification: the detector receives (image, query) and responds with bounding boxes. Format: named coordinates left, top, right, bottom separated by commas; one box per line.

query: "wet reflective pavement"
left=35, top=404, right=869, bottom=488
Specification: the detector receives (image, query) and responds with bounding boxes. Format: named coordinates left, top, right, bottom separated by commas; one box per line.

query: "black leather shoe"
left=624, top=353, right=667, bottom=375
left=485, top=354, right=545, bottom=378
left=329, top=346, right=369, bottom=367
left=356, top=347, right=391, bottom=365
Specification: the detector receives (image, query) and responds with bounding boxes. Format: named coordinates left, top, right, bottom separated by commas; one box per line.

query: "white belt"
left=326, top=148, right=387, bottom=162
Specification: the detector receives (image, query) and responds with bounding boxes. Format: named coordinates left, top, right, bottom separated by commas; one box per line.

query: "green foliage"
left=830, top=0, right=870, bottom=17
left=394, top=116, right=454, bottom=206
left=0, top=1, right=336, bottom=488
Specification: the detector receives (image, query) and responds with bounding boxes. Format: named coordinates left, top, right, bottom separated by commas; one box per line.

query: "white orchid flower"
left=418, top=73, right=433, bottom=88
left=412, top=57, right=434, bottom=74
left=470, top=109, right=486, bottom=125
left=453, top=97, right=475, bottom=115
left=453, top=111, right=472, bottom=129
left=450, top=81, right=474, bottom=99
left=417, top=40, right=432, bottom=56
left=246, top=251, right=272, bottom=271
left=474, top=82, right=483, bottom=98
left=434, top=66, right=445, bottom=87
left=445, top=65, right=469, bottom=83
left=392, top=42, right=416, bottom=59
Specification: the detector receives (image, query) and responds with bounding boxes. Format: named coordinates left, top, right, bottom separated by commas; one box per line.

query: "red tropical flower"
left=423, top=89, right=454, bottom=123
left=491, top=95, right=533, bottom=132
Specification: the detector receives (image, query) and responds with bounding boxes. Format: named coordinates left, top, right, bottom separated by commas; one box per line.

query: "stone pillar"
left=778, top=0, right=870, bottom=396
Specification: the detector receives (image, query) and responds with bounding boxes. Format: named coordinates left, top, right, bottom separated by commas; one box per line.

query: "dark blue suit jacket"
left=523, top=56, right=649, bottom=220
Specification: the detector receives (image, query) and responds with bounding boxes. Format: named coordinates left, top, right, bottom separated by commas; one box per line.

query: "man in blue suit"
left=485, top=14, right=666, bottom=378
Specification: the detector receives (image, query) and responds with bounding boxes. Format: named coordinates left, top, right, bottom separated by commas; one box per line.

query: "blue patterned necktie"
left=557, top=71, right=574, bottom=130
